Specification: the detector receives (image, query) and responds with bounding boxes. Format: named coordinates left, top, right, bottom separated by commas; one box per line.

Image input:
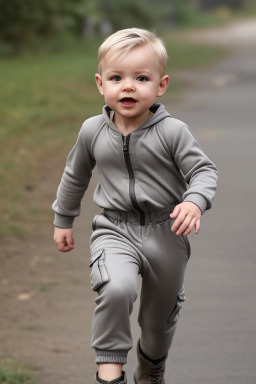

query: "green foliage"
left=96, top=0, right=167, bottom=31
left=171, top=0, right=225, bottom=27
left=172, top=0, right=233, bottom=29
left=0, top=360, right=34, bottom=384
left=0, top=0, right=254, bottom=54
left=0, top=42, right=101, bottom=238
left=0, top=0, right=58, bottom=53
left=0, top=0, right=86, bottom=53
left=172, top=0, right=195, bottom=24
left=0, top=0, right=169, bottom=53
left=170, top=0, right=256, bottom=28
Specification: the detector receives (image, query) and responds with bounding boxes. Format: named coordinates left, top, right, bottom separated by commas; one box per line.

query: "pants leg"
left=138, top=219, right=190, bottom=360
left=90, top=215, right=142, bottom=364
left=89, top=214, right=190, bottom=363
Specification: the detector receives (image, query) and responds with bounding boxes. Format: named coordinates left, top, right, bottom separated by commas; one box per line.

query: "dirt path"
left=0, top=157, right=102, bottom=383
left=1, top=18, right=256, bottom=384
left=188, top=17, right=256, bottom=48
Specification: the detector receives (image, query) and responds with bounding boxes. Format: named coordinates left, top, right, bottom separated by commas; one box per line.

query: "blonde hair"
left=98, top=28, right=168, bottom=76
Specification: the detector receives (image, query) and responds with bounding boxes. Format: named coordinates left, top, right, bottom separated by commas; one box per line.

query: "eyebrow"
left=102, top=68, right=121, bottom=77
left=105, top=69, right=153, bottom=76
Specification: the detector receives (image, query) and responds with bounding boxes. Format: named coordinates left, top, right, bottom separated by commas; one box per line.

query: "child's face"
left=95, top=44, right=169, bottom=126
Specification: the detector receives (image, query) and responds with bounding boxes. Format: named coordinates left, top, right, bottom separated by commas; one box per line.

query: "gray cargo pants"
left=89, top=206, right=190, bottom=365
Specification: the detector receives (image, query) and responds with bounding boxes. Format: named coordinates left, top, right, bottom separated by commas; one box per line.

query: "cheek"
left=139, top=86, right=158, bottom=101
left=104, top=88, right=118, bottom=101
left=102, top=93, right=116, bottom=108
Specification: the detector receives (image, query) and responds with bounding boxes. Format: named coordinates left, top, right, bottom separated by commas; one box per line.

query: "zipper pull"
left=123, top=135, right=129, bottom=152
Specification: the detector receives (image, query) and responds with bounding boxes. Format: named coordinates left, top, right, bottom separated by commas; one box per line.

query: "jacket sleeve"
left=172, top=124, right=218, bottom=214
left=52, top=121, right=96, bottom=228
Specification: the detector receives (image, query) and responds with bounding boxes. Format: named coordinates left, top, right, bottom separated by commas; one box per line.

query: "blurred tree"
left=0, top=0, right=62, bottom=52
left=65, top=0, right=101, bottom=38
left=0, top=0, right=171, bottom=53
left=193, top=0, right=244, bottom=9
left=0, top=0, right=88, bottom=53
left=2, top=0, right=250, bottom=54
left=96, top=0, right=167, bottom=31
left=172, top=0, right=195, bottom=24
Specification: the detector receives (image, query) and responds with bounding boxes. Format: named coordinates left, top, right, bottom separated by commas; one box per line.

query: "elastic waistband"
left=103, top=206, right=175, bottom=226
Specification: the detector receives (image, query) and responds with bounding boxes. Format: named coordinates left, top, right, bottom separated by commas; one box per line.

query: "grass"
left=166, top=39, right=226, bottom=70
left=231, top=3, right=256, bottom=19
left=0, top=359, right=35, bottom=384
left=0, top=41, right=102, bottom=237
left=0, top=31, right=227, bottom=238
left=19, top=325, right=42, bottom=332
left=169, top=3, right=256, bottom=30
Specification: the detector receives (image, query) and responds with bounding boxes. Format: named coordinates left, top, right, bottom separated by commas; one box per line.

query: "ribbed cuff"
left=95, top=350, right=127, bottom=364
left=53, top=213, right=75, bottom=228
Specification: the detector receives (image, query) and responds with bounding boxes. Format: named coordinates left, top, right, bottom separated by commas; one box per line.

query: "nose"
left=122, top=80, right=135, bottom=92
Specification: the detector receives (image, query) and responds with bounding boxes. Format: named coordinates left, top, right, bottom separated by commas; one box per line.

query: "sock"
left=139, top=342, right=166, bottom=366
left=96, top=371, right=124, bottom=384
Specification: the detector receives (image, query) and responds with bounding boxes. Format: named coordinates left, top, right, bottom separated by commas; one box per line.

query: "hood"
left=103, top=103, right=171, bottom=134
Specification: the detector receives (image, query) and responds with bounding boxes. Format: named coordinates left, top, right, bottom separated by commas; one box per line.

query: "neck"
left=113, top=111, right=153, bottom=136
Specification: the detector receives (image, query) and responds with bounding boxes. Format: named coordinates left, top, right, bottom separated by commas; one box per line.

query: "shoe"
left=134, top=341, right=167, bottom=384
left=95, top=371, right=127, bottom=384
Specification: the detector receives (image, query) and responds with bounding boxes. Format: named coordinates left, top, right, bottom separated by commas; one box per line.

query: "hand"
left=170, top=202, right=201, bottom=236
left=53, top=227, right=75, bottom=252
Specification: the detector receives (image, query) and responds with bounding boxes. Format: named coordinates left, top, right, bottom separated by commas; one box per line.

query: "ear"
left=95, top=74, right=104, bottom=95
left=157, top=75, right=169, bottom=97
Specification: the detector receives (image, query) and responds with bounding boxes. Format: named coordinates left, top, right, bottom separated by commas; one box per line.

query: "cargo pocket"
left=89, top=249, right=110, bottom=292
left=167, top=286, right=186, bottom=324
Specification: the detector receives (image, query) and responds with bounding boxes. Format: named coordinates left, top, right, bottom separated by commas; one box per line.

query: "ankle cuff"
left=95, top=350, right=127, bottom=364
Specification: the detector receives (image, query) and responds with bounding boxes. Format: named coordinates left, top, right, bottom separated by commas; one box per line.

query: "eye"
left=111, top=75, right=121, bottom=82
left=137, top=76, right=148, bottom=82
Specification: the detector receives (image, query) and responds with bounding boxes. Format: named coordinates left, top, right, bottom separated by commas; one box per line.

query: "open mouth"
left=120, top=98, right=137, bottom=107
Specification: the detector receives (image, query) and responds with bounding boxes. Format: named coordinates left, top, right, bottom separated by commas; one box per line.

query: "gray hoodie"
left=52, top=103, right=218, bottom=228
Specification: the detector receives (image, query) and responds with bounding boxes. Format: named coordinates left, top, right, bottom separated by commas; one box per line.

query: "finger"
left=171, top=212, right=187, bottom=233
left=175, top=215, right=193, bottom=236
left=170, top=205, right=181, bottom=219
left=57, top=241, right=66, bottom=252
left=66, top=235, right=75, bottom=249
left=195, top=219, right=201, bottom=234
left=171, top=217, right=183, bottom=233
left=183, top=217, right=197, bottom=236
left=63, top=245, right=73, bottom=252
left=171, top=217, right=181, bottom=233
left=57, top=240, right=73, bottom=252
left=60, top=244, right=73, bottom=252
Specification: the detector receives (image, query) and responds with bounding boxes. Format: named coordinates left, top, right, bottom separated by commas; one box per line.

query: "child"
left=53, top=28, right=218, bottom=384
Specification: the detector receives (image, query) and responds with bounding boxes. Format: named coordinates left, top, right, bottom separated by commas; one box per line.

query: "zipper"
left=122, top=134, right=145, bottom=226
